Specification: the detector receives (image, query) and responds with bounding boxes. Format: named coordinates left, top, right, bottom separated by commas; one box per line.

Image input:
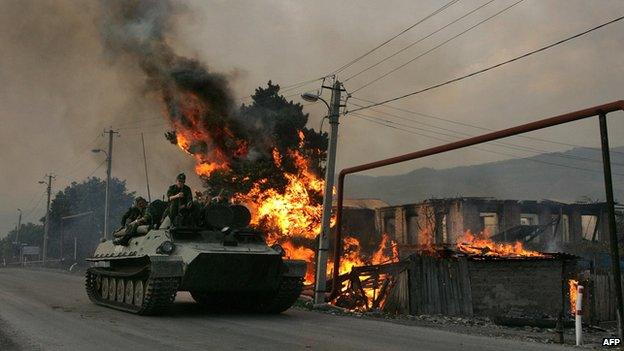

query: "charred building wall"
left=331, top=199, right=388, bottom=251
left=467, top=259, right=565, bottom=318
left=376, top=198, right=612, bottom=256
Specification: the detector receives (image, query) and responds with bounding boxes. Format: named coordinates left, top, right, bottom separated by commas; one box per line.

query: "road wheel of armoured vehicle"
left=116, top=279, right=125, bottom=303
left=86, top=268, right=178, bottom=315
left=255, top=277, right=304, bottom=314
left=133, top=280, right=144, bottom=307
left=101, top=277, right=109, bottom=300
left=124, top=280, right=134, bottom=305
left=108, top=278, right=117, bottom=301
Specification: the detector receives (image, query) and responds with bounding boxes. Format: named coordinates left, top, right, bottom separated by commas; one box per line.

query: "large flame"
left=456, top=229, right=545, bottom=258
left=168, top=88, right=250, bottom=179
left=173, top=121, right=335, bottom=285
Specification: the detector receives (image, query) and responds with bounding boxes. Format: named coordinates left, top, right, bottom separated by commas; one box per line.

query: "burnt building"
left=375, top=197, right=613, bottom=255
left=333, top=198, right=388, bottom=251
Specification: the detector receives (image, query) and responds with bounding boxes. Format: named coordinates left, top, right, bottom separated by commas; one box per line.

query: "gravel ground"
left=298, top=296, right=618, bottom=349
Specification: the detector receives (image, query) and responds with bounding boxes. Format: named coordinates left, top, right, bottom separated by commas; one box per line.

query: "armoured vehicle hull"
left=85, top=226, right=306, bottom=315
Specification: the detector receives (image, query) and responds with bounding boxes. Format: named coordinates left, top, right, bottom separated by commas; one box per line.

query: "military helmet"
left=177, top=173, right=186, bottom=181
left=135, top=196, right=147, bottom=206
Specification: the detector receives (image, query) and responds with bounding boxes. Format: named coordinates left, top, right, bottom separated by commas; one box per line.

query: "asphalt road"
left=0, top=268, right=574, bottom=351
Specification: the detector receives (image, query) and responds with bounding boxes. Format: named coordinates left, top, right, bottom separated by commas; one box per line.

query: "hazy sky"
left=1, top=0, right=624, bottom=235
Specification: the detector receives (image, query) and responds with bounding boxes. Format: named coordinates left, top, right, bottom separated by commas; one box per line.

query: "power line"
left=58, top=136, right=106, bottom=179
left=349, top=100, right=624, bottom=163
left=350, top=113, right=624, bottom=178
left=345, top=0, right=497, bottom=82
left=349, top=13, right=624, bottom=111
left=115, top=117, right=163, bottom=127
left=22, top=191, right=46, bottom=222
left=240, top=1, right=459, bottom=102
left=349, top=96, right=624, bottom=156
left=117, top=123, right=169, bottom=131
left=239, top=77, right=324, bottom=101
left=351, top=0, right=526, bottom=93
left=351, top=109, right=624, bottom=167
left=332, top=0, right=461, bottom=75
left=86, top=160, right=106, bottom=178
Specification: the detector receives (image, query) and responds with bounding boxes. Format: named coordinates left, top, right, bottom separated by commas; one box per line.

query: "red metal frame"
left=330, top=100, right=624, bottom=298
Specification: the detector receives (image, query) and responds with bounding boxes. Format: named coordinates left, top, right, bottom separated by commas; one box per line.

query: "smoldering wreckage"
left=29, top=0, right=620, bottom=345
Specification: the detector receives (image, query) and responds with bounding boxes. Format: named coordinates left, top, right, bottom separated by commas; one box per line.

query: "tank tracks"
left=191, top=276, right=303, bottom=313
left=85, top=268, right=179, bottom=315
left=255, top=276, right=304, bottom=313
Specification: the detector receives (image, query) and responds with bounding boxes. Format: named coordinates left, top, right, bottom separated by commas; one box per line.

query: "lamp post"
left=302, top=80, right=342, bottom=305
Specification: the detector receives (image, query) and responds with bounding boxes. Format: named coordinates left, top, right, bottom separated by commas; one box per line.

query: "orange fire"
left=332, top=234, right=400, bottom=310
left=372, top=233, right=399, bottom=265
left=174, top=123, right=231, bottom=176
left=456, top=229, right=545, bottom=258
left=282, top=241, right=316, bottom=284
left=235, top=149, right=325, bottom=243
left=569, top=279, right=579, bottom=314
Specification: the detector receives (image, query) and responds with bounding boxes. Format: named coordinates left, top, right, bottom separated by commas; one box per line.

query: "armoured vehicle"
left=85, top=201, right=306, bottom=315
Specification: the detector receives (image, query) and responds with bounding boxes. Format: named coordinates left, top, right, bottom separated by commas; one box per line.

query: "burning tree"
left=166, top=81, right=328, bottom=200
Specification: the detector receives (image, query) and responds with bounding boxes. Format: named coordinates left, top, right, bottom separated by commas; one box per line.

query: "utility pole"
left=41, top=174, right=54, bottom=265
left=15, top=209, right=22, bottom=244
left=314, top=80, right=343, bottom=305
left=103, top=129, right=118, bottom=240
left=141, top=132, right=152, bottom=202
left=598, top=113, right=624, bottom=339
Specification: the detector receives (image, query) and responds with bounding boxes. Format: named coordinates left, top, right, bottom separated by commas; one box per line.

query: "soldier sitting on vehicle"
left=160, top=173, right=193, bottom=228
left=113, top=196, right=152, bottom=246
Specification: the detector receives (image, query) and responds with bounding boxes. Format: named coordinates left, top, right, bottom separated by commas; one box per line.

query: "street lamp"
left=91, top=148, right=108, bottom=157
left=301, top=92, right=330, bottom=109
left=301, top=80, right=342, bottom=306
left=92, top=148, right=111, bottom=239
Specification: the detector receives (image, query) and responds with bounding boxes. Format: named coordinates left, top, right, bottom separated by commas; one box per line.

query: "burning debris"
left=411, top=228, right=547, bottom=259
left=332, top=228, right=564, bottom=312
left=331, top=234, right=401, bottom=311
left=455, top=230, right=546, bottom=258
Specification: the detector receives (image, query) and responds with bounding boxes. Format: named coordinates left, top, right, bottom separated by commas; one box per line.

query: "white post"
left=575, top=285, right=584, bottom=346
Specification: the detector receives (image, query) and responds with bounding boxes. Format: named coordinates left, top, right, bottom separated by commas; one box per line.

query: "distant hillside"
left=345, top=147, right=624, bottom=205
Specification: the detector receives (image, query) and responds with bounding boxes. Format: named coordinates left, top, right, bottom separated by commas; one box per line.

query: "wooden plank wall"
left=591, top=273, right=624, bottom=322
left=383, top=270, right=410, bottom=315
left=409, top=255, right=473, bottom=316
